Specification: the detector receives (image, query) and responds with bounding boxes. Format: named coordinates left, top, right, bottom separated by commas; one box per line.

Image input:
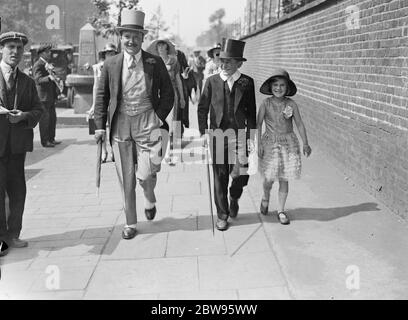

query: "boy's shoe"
left=277, top=212, right=290, bottom=225
left=0, top=241, right=9, bottom=257
left=216, top=218, right=228, bottom=231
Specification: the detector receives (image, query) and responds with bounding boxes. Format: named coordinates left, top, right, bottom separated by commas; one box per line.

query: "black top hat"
left=207, top=43, right=221, bottom=59
left=37, top=43, right=53, bottom=54
left=0, top=31, right=28, bottom=46
left=260, top=68, right=297, bottom=96
left=219, top=38, right=246, bottom=61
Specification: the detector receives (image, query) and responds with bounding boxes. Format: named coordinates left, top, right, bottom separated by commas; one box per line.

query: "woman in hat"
left=203, top=43, right=222, bottom=83
left=257, top=68, right=312, bottom=224
left=147, top=39, right=185, bottom=165
left=88, top=43, right=118, bottom=162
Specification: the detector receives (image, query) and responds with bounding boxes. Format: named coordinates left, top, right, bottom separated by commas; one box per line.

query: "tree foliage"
left=89, top=0, right=139, bottom=38
left=196, top=8, right=230, bottom=48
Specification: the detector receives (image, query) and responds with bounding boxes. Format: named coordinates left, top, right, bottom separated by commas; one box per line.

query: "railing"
left=226, top=0, right=319, bottom=38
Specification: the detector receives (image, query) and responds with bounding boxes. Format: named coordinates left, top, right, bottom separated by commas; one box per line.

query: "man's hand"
left=94, top=129, right=106, bottom=143
left=8, top=110, right=26, bottom=124
left=201, top=133, right=210, bottom=148
left=181, top=67, right=191, bottom=79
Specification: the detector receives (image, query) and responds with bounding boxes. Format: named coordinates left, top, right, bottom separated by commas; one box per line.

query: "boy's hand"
left=303, top=145, right=312, bottom=157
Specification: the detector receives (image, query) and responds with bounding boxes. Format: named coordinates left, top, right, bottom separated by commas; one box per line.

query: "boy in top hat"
left=94, top=9, right=174, bottom=240
left=32, top=43, right=62, bottom=148
left=0, top=31, right=44, bottom=249
left=198, top=38, right=256, bottom=231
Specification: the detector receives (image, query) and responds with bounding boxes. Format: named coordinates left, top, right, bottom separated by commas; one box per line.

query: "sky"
left=138, top=0, right=247, bottom=47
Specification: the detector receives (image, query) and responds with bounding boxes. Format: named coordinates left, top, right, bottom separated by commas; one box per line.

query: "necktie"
left=6, top=68, right=16, bottom=89
left=128, top=55, right=136, bottom=70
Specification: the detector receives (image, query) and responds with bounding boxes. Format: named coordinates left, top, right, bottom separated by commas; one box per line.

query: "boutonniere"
left=237, top=77, right=250, bottom=87
left=282, top=105, right=293, bottom=119
left=145, top=58, right=156, bottom=64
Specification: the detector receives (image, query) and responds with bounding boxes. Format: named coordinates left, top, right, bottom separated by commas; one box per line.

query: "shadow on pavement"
left=26, top=140, right=75, bottom=167
left=0, top=203, right=378, bottom=265
left=261, top=202, right=380, bottom=222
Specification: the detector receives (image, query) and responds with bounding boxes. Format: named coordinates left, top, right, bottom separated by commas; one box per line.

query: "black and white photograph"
left=0, top=0, right=407, bottom=306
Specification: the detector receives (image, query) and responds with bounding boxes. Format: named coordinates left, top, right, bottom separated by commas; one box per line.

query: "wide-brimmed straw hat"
left=116, top=9, right=148, bottom=35
left=146, top=38, right=176, bottom=56
left=219, top=38, right=246, bottom=61
left=260, top=68, right=297, bottom=96
left=207, top=43, right=221, bottom=59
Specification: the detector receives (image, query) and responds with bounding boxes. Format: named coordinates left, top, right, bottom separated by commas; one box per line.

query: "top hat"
left=260, top=68, right=297, bottom=96
left=37, top=43, right=53, bottom=54
left=219, top=38, right=246, bottom=61
left=0, top=31, right=28, bottom=46
left=146, top=38, right=176, bottom=56
left=101, top=42, right=118, bottom=53
left=116, top=9, right=148, bottom=35
left=207, top=43, right=221, bottom=59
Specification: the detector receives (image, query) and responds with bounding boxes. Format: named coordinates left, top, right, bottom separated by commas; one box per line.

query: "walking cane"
left=96, top=139, right=102, bottom=197
left=204, top=135, right=215, bottom=236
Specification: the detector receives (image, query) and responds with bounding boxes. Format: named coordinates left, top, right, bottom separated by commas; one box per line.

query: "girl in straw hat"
left=257, top=68, right=312, bottom=224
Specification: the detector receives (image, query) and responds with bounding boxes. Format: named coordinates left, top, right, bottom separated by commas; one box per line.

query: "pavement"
left=0, top=104, right=408, bottom=300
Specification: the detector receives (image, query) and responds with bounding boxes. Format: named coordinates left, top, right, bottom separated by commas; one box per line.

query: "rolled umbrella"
left=204, top=136, right=215, bottom=236
left=96, top=139, right=102, bottom=197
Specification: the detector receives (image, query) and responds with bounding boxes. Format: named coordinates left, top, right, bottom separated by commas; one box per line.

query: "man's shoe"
left=50, top=140, right=62, bottom=145
left=42, top=142, right=55, bottom=148
left=229, top=197, right=239, bottom=218
left=122, top=227, right=137, bottom=240
left=0, top=241, right=9, bottom=257
left=145, top=206, right=157, bottom=221
left=9, top=238, right=28, bottom=248
left=215, top=218, right=228, bottom=231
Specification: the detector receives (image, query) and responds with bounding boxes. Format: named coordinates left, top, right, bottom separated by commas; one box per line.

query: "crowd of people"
left=0, top=8, right=311, bottom=256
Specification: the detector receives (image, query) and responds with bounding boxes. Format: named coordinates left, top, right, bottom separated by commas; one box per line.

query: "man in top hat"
left=32, top=43, right=62, bottom=148
left=198, top=38, right=256, bottom=231
left=0, top=31, right=44, bottom=249
left=94, top=9, right=174, bottom=240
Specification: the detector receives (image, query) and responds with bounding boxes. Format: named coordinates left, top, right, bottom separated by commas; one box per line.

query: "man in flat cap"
left=198, top=38, right=256, bottom=231
left=94, top=9, right=174, bottom=240
left=0, top=31, right=43, bottom=249
left=32, top=44, right=62, bottom=148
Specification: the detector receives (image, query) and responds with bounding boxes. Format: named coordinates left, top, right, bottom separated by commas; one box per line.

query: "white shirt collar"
left=124, top=50, right=142, bottom=67
left=0, top=60, right=17, bottom=78
left=219, top=70, right=241, bottom=82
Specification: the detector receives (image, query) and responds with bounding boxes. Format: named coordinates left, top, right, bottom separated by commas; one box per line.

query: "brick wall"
left=240, top=0, right=408, bottom=219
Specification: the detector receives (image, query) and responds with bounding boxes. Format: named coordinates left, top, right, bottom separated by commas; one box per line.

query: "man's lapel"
left=141, top=50, right=153, bottom=94
left=15, top=69, right=28, bottom=108
left=234, top=75, right=244, bottom=113
left=214, top=75, right=224, bottom=125
left=0, top=68, right=8, bottom=108
left=112, top=53, right=124, bottom=98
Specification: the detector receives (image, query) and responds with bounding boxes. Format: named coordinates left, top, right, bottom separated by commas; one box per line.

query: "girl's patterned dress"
left=259, top=97, right=302, bottom=181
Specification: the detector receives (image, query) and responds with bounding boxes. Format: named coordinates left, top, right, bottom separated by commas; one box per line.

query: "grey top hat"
left=260, top=68, right=297, bottom=96
left=116, top=9, right=148, bottom=34
left=219, top=38, right=246, bottom=61
left=0, top=31, right=28, bottom=46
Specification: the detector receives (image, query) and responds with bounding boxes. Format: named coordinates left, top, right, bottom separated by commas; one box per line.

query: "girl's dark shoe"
left=260, top=198, right=269, bottom=215
left=277, top=211, right=290, bottom=225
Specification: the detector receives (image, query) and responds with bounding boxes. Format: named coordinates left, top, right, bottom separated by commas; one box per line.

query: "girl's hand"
left=258, top=144, right=264, bottom=158
left=303, top=144, right=312, bottom=157
left=181, top=67, right=191, bottom=79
